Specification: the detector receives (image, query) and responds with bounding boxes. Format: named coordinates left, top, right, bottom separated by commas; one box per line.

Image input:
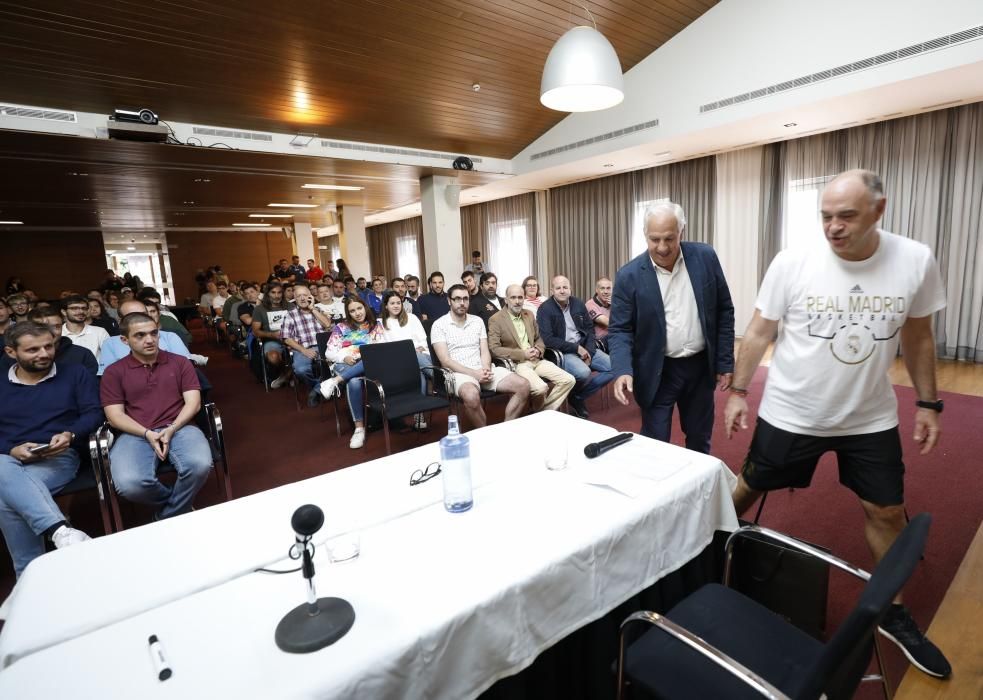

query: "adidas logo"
left=849, top=284, right=864, bottom=294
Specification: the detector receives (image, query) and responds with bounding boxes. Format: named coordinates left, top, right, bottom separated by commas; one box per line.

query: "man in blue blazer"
left=537, top=275, right=614, bottom=418
left=608, top=203, right=735, bottom=453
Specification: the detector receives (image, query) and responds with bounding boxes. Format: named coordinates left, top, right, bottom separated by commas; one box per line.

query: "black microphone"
left=584, top=433, right=634, bottom=459
left=292, top=504, right=324, bottom=544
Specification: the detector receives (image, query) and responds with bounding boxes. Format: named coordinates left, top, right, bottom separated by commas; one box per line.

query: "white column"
left=338, top=205, right=371, bottom=279
left=420, top=175, right=464, bottom=279
left=293, top=222, right=316, bottom=270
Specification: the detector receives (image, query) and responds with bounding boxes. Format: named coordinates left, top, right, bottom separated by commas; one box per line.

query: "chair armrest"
left=543, top=348, right=563, bottom=367
left=351, top=376, right=386, bottom=403
left=422, top=365, right=456, bottom=396
left=619, top=611, right=791, bottom=700
left=492, top=357, right=516, bottom=372
left=723, top=524, right=871, bottom=585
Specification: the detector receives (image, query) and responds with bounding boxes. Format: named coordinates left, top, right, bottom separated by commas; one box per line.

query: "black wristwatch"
left=915, top=399, right=944, bottom=413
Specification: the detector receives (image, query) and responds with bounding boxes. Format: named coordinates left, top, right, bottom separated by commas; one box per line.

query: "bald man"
left=724, top=169, right=950, bottom=679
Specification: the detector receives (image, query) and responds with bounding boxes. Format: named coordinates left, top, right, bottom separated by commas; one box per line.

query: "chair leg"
left=871, top=635, right=892, bottom=699
left=752, top=491, right=768, bottom=524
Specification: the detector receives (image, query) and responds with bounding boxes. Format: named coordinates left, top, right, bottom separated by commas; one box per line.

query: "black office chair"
left=356, top=340, right=451, bottom=455
left=53, top=424, right=115, bottom=536
left=616, top=514, right=931, bottom=700
left=95, top=401, right=234, bottom=531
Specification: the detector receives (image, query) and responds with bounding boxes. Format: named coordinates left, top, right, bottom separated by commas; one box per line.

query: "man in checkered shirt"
left=431, top=283, right=530, bottom=429
left=279, top=284, right=333, bottom=390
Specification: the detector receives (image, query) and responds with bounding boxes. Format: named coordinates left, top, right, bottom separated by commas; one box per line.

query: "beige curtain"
left=366, top=217, right=425, bottom=281
left=459, top=193, right=539, bottom=289
left=548, top=156, right=716, bottom=300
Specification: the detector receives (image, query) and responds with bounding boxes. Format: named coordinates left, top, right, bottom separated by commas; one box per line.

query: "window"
left=488, top=218, right=530, bottom=289
left=631, top=198, right=670, bottom=258
left=783, top=176, right=833, bottom=251
left=395, top=232, right=421, bottom=280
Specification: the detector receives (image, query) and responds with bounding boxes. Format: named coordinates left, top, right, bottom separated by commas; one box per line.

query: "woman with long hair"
left=318, top=296, right=384, bottom=449
left=87, top=297, right=119, bottom=335
left=335, top=258, right=351, bottom=280
left=521, top=276, right=547, bottom=316
left=379, top=290, right=432, bottom=429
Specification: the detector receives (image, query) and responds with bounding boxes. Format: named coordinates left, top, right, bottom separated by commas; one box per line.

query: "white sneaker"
left=414, top=413, right=428, bottom=430
left=51, top=525, right=90, bottom=549
left=189, top=353, right=209, bottom=366
left=319, top=376, right=343, bottom=399
left=270, top=374, right=290, bottom=389
left=349, top=427, right=366, bottom=449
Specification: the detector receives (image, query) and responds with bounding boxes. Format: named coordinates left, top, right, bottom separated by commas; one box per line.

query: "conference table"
left=0, top=411, right=738, bottom=698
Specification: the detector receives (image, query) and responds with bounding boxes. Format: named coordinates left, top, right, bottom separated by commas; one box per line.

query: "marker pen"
left=148, top=634, right=173, bottom=681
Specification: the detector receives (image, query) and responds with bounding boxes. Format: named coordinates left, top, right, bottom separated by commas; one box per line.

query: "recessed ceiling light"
left=194, top=178, right=211, bottom=183
left=183, top=200, right=195, bottom=205
left=126, top=246, right=136, bottom=251
left=602, top=163, right=614, bottom=167
left=0, top=220, right=24, bottom=225
left=233, top=223, right=274, bottom=227
left=67, top=172, right=89, bottom=176
left=249, top=214, right=292, bottom=218
left=654, top=151, right=671, bottom=157
left=784, top=122, right=797, bottom=127
left=301, top=184, right=363, bottom=191
left=268, top=203, right=318, bottom=208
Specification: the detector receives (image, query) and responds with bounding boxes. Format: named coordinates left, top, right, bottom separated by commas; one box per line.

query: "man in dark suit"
left=608, top=202, right=735, bottom=454
left=537, top=275, right=614, bottom=418
left=468, top=272, right=506, bottom=328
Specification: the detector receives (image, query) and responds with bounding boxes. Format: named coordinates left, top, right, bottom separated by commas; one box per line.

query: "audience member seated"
left=356, top=277, right=368, bottom=294
left=0, top=322, right=103, bottom=577
left=283, top=283, right=297, bottom=308
left=120, top=287, right=135, bottom=302
left=219, top=281, right=244, bottom=326
left=380, top=288, right=431, bottom=384
left=7, top=294, right=30, bottom=324
left=537, top=275, right=614, bottom=419
left=99, top=300, right=192, bottom=375
left=101, top=313, right=213, bottom=520
left=86, top=297, right=119, bottom=337
left=335, top=258, right=351, bottom=280
left=314, top=280, right=346, bottom=323
left=417, top=271, right=449, bottom=322
left=314, top=296, right=385, bottom=449
left=198, top=280, right=219, bottom=318
left=60, top=294, right=109, bottom=365
left=391, top=277, right=419, bottom=316
left=404, top=274, right=421, bottom=301
left=343, top=276, right=357, bottom=297
left=461, top=270, right=479, bottom=297
left=250, top=283, right=291, bottom=388
left=100, top=268, right=123, bottom=292
left=468, top=272, right=506, bottom=327
left=488, top=285, right=575, bottom=413
left=280, top=284, right=332, bottom=392
left=236, top=284, right=260, bottom=327
left=585, top=277, right=613, bottom=345
left=104, top=290, right=121, bottom=320
left=431, top=284, right=530, bottom=428
left=306, top=259, right=325, bottom=283
left=5, top=276, right=25, bottom=295
left=0, top=305, right=99, bottom=375
left=137, top=288, right=192, bottom=348
left=363, top=278, right=385, bottom=315
left=0, top=298, right=12, bottom=339
left=522, top=276, right=548, bottom=317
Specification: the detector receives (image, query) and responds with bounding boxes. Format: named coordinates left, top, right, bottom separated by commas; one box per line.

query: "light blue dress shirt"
left=97, top=331, right=190, bottom=375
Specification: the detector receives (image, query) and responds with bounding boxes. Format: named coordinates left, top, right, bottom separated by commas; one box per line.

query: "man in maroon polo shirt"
left=100, top=312, right=212, bottom=519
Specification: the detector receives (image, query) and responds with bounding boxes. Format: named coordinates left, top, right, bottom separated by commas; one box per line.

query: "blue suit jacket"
left=536, top=295, right=597, bottom=356
left=608, top=242, right=735, bottom=409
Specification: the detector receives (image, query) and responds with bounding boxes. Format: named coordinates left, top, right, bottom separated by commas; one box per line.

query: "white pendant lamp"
left=540, top=25, right=624, bottom=112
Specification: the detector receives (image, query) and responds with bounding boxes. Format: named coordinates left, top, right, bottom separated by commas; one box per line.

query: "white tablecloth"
left=0, top=412, right=737, bottom=698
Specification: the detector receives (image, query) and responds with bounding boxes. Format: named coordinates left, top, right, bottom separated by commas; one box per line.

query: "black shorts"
left=741, top=419, right=905, bottom=506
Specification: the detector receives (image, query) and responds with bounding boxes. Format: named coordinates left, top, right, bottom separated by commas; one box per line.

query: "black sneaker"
left=568, top=396, right=590, bottom=419
left=307, top=387, right=323, bottom=408
left=878, top=604, right=951, bottom=679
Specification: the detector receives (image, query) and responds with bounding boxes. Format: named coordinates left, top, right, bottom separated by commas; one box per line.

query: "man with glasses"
left=489, top=285, right=574, bottom=413
left=431, top=284, right=530, bottom=428
left=1, top=305, right=98, bottom=375
left=101, top=312, right=212, bottom=520
left=7, top=294, right=30, bottom=324
left=280, top=284, right=333, bottom=392
left=61, top=294, right=109, bottom=364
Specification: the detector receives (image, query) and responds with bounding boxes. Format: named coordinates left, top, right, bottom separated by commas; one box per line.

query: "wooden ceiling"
left=0, top=130, right=507, bottom=230
left=0, top=0, right=716, bottom=158
left=0, top=0, right=716, bottom=231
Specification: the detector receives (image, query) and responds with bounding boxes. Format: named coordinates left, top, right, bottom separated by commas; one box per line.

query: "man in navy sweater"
left=537, top=275, right=614, bottom=418
left=0, top=322, right=103, bottom=577
left=0, top=304, right=97, bottom=375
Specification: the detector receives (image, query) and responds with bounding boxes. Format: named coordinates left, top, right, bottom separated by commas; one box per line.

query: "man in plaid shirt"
left=279, top=284, right=333, bottom=389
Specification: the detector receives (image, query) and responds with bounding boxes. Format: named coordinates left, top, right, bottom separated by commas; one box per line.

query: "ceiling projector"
left=111, top=108, right=159, bottom=125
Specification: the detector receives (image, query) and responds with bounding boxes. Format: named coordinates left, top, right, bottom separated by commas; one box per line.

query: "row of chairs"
left=58, top=402, right=233, bottom=533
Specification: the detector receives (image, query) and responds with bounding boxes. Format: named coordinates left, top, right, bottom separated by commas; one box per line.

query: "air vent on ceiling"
left=700, top=24, right=983, bottom=114
left=530, top=119, right=660, bottom=161
left=192, top=126, right=273, bottom=142
left=322, top=141, right=483, bottom=165
left=0, top=104, right=77, bottom=123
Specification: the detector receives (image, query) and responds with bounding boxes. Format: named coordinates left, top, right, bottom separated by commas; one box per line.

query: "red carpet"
left=3, top=331, right=981, bottom=695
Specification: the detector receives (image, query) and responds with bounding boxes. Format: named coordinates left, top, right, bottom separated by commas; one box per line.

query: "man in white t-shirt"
left=430, top=284, right=529, bottom=429
left=724, top=169, right=950, bottom=679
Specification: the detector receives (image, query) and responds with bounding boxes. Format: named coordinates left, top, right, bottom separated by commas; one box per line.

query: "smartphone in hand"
left=28, top=444, right=52, bottom=455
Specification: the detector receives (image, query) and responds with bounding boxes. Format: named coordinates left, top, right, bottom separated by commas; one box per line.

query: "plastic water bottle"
left=440, top=415, right=473, bottom=513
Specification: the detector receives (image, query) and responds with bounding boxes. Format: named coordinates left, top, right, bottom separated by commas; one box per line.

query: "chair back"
left=316, top=330, right=333, bottom=359
left=803, top=513, right=931, bottom=699
left=360, top=340, right=421, bottom=397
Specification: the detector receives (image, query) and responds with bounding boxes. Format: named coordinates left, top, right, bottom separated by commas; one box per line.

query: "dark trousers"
left=640, top=352, right=714, bottom=454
